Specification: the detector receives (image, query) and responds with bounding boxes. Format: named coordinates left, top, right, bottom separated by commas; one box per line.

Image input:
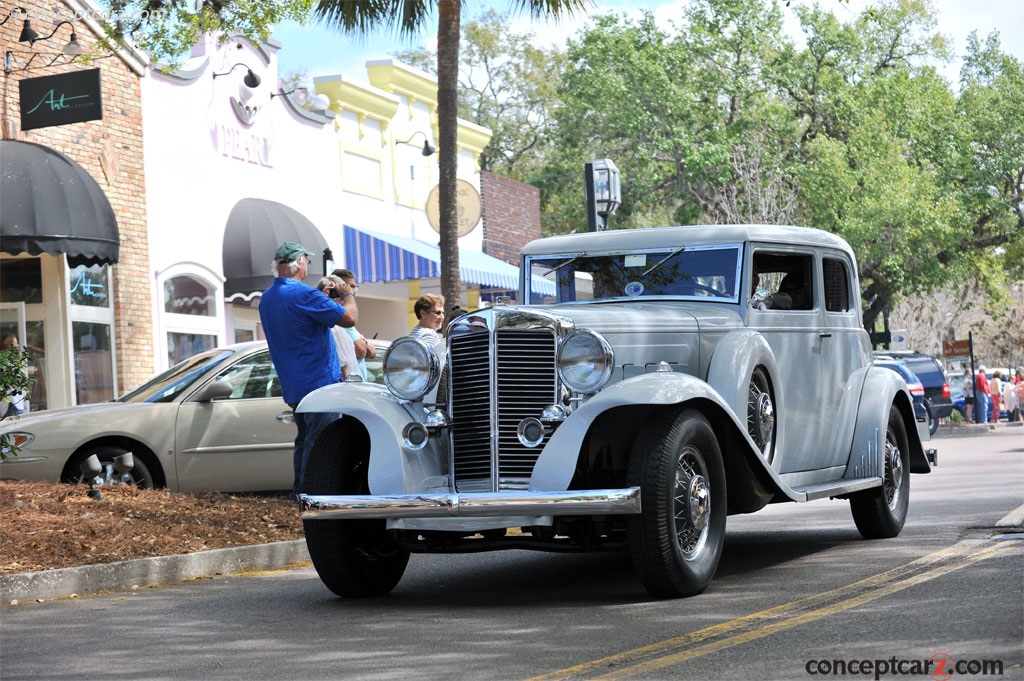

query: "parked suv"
left=873, top=350, right=951, bottom=434
left=299, top=225, right=929, bottom=600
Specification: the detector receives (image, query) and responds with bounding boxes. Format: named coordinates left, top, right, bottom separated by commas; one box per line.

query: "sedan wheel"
left=64, top=446, right=155, bottom=488
left=302, top=418, right=410, bottom=598
left=627, top=408, right=726, bottom=598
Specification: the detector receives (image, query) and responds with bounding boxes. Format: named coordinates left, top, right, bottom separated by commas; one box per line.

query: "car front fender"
left=530, top=371, right=746, bottom=490
left=297, top=383, right=440, bottom=494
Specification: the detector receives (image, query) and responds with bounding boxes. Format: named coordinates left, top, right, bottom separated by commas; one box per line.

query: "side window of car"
left=212, top=352, right=280, bottom=399
left=823, top=257, right=851, bottom=312
left=751, top=252, right=815, bottom=310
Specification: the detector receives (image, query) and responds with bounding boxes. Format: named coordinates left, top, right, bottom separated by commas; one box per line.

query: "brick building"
left=1, top=0, right=151, bottom=411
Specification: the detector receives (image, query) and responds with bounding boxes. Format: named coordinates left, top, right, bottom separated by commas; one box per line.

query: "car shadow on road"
left=303, top=526, right=864, bottom=610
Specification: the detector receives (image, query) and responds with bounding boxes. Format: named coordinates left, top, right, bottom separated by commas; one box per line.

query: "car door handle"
left=276, top=411, right=295, bottom=423
left=819, top=332, right=833, bottom=339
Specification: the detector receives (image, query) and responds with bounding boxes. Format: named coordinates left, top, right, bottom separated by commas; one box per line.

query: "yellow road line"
left=527, top=538, right=1020, bottom=681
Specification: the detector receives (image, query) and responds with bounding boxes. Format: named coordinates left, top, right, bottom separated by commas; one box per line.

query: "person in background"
left=963, top=373, right=974, bottom=423
left=259, top=242, right=357, bottom=501
left=409, top=293, right=445, bottom=348
left=332, top=268, right=377, bottom=381
left=317, top=275, right=359, bottom=381
left=974, top=365, right=990, bottom=424
left=989, top=370, right=1003, bottom=423
left=1002, top=372, right=1020, bottom=423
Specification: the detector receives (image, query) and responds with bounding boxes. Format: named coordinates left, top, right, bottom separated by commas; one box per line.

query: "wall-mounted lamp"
left=584, top=158, right=622, bottom=232
left=18, top=20, right=84, bottom=55
left=0, top=6, right=24, bottom=28
left=399, top=131, right=436, bottom=157
left=213, top=62, right=261, bottom=88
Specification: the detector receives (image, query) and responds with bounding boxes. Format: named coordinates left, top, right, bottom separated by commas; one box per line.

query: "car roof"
left=521, top=224, right=856, bottom=259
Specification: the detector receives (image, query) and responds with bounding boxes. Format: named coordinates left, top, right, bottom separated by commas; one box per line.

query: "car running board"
left=789, top=477, right=882, bottom=502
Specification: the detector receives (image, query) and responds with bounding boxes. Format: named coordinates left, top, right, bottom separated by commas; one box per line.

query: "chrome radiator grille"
left=448, top=328, right=558, bottom=492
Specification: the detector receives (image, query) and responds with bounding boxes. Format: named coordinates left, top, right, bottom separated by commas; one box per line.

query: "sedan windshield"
left=527, top=244, right=742, bottom=304
left=118, top=349, right=236, bottom=403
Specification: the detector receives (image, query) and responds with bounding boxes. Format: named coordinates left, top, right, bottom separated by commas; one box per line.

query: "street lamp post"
left=584, top=159, right=621, bottom=231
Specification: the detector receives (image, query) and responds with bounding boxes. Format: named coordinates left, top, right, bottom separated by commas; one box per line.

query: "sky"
left=271, top=0, right=1024, bottom=87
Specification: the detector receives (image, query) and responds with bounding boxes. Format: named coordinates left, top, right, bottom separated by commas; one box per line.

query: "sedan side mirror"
left=192, top=380, right=234, bottom=402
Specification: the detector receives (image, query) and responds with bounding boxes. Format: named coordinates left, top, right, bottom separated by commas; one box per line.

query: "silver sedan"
left=0, top=340, right=387, bottom=492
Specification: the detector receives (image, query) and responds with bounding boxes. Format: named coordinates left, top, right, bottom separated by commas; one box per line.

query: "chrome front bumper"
left=300, top=487, right=642, bottom=520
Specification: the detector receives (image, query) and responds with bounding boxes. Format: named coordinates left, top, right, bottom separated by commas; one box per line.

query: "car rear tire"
left=64, top=446, right=155, bottom=488
left=627, top=408, right=726, bottom=598
left=850, top=405, right=910, bottom=539
left=302, top=418, right=410, bottom=598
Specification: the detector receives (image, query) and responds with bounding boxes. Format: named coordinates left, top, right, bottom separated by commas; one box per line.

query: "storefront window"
left=0, top=259, right=44, bottom=304
left=73, top=321, right=113, bottom=404
left=167, top=332, right=217, bottom=366
left=164, top=276, right=215, bottom=316
left=69, top=264, right=112, bottom=308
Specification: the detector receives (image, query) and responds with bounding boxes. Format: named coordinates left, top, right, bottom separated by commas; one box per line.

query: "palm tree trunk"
left=437, top=0, right=462, bottom=321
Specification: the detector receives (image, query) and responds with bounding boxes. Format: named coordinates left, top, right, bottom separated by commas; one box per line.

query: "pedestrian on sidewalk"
left=259, top=242, right=357, bottom=500
left=974, top=366, right=990, bottom=424
left=332, top=268, right=377, bottom=381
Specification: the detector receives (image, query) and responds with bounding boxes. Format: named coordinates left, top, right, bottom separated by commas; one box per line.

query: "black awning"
left=0, top=140, right=119, bottom=267
left=222, top=198, right=331, bottom=300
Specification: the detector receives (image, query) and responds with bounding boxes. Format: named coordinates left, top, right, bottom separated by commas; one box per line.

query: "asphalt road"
left=2, top=429, right=1021, bottom=681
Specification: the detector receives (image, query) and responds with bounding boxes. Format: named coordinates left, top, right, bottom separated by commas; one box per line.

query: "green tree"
left=0, top=345, right=33, bottom=460
left=103, top=1, right=313, bottom=68
left=312, top=0, right=585, bottom=313
left=394, top=10, right=568, bottom=183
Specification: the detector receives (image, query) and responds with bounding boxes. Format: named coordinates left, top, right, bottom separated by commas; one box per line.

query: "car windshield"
left=527, top=244, right=742, bottom=304
left=117, top=349, right=236, bottom=404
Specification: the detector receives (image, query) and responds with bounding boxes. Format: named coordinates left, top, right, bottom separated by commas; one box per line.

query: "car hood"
left=0, top=401, right=159, bottom=433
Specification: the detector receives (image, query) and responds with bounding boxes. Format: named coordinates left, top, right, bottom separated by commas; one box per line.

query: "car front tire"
left=627, top=408, right=726, bottom=598
left=302, top=418, right=410, bottom=598
left=850, top=404, right=910, bottom=539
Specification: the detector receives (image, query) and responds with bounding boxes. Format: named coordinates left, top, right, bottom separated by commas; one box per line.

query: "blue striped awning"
left=343, top=225, right=555, bottom=296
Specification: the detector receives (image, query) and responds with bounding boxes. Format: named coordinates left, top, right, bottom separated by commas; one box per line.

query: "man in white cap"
left=259, top=241, right=357, bottom=500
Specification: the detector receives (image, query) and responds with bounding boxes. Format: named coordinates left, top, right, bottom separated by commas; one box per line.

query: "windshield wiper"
left=542, top=254, right=586, bottom=277
left=641, top=246, right=687, bottom=277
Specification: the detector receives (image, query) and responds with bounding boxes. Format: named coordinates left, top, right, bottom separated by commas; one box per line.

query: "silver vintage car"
left=299, top=225, right=929, bottom=599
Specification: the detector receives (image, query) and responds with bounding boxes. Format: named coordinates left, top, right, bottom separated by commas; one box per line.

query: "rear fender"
left=847, top=367, right=930, bottom=478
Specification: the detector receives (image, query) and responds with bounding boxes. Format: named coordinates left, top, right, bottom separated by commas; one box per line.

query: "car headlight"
left=383, top=337, right=441, bottom=401
left=557, top=330, right=613, bottom=394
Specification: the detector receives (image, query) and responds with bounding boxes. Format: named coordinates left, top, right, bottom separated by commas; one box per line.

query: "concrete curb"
left=935, top=422, right=1022, bottom=438
left=1, top=539, right=309, bottom=605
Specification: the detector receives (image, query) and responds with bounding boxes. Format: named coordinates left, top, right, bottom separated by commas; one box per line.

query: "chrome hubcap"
left=883, top=435, right=904, bottom=509
left=674, top=448, right=710, bottom=558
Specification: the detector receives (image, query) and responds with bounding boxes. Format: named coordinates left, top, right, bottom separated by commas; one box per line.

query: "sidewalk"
left=1, top=539, right=310, bottom=605
left=935, top=420, right=1023, bottom=438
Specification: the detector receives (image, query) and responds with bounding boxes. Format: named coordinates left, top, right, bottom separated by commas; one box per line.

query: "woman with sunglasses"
left=409, top=293, right=445, bottom=348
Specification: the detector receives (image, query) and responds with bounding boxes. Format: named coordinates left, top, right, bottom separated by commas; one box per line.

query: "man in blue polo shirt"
left=259, top=241, right=357, bottom=500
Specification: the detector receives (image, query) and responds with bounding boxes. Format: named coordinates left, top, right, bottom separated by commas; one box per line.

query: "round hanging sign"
left=425, top=179, right=482, bottom=238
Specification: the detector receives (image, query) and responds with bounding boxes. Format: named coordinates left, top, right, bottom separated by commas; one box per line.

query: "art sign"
left=19, top=69, right=103, bottom=131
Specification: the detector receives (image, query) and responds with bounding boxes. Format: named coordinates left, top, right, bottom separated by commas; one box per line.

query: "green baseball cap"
left=273, top=242, right=314, bottom=262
